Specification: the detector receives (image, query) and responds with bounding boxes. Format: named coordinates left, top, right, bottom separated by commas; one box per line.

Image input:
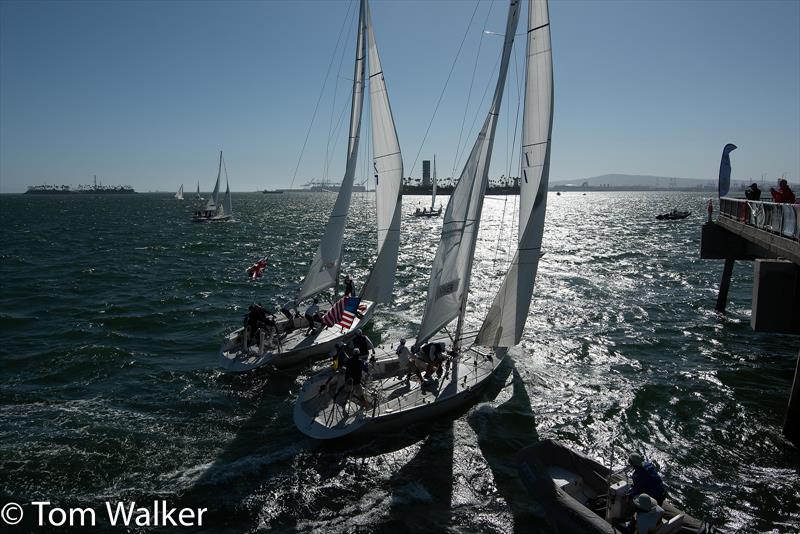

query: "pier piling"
left=785, top=351, right=800, bottom=446
left=715, top=258, right=734, bottom=313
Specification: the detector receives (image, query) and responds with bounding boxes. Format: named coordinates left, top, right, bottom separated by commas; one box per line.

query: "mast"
left=415, top=0, right=521, bottom=348
left=297, top=0, right=367, bottom=302
left=431, top=154, right=437, bottom=210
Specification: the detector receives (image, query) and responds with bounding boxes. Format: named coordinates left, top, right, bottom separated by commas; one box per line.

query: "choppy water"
left=0, top=191, right=798, bottom=533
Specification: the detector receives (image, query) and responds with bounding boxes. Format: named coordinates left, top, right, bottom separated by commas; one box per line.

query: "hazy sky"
left=1, top=0, right=798, bottom=193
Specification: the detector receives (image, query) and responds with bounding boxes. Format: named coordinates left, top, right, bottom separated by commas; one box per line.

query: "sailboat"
left=413, top=154, right=442, bottom=217
left=294, top=0, right=548, bottom=439
left=192, top=151, right=233, bottom=222
left=218, top=0, right=403, bottom=373
left=195, top=181, right=204, bottom=201
left=175, top=184, right=184, bottom=200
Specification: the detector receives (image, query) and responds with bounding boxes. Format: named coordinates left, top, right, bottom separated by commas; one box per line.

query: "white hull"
left=192, top=214, right=232, bottom=223
left=293, top=339, right=506, bottom=439
left=218, top=300, right=376, bottom=373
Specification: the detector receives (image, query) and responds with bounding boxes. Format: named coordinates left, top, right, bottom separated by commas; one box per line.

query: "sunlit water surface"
left=1, top=192, right=798, bottom=532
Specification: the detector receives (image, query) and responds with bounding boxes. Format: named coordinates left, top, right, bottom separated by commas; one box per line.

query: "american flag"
left=322, top=297, right=365, bottom=329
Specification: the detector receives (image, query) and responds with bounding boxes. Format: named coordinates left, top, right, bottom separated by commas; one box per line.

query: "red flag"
left=246, top=258, right=268, bottom=280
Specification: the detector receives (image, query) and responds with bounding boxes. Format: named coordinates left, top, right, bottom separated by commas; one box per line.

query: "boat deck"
left=294, top=342, right=504, bottom=438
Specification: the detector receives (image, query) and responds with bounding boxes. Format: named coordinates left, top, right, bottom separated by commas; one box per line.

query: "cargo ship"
left=25, top=176, right=135, bottom=194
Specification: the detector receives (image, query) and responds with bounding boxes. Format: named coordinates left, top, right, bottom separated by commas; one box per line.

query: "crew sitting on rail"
left=396, top=338, right=422, bottom=383
left=343, top=348, right=371, bottom=410
left=352, top=329, right=375, bottom=361
left=415, top=342, right=447, bottom=379
left=304, top=298, right=322, bottom=336
left=770, top=179, right=796, bottom=204
left=627, top=453, right=667, bottom=505
left=243, top=304, right=276, bottom=340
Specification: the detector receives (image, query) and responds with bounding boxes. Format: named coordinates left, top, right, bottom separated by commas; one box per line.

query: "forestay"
left=298, top=1, right=367, bottom=302
left=416, top=0, right=521, bottom=346
left=477, top=0, right=553, bottom=348
left=360, top=0, right=403, bottom=304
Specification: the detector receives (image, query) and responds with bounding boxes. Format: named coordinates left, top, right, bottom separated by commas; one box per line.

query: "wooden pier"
left=700, top=197, right=800, bottom=444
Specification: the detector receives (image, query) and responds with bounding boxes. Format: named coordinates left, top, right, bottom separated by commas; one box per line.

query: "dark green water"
left=0, top=192, right=798, bottom=532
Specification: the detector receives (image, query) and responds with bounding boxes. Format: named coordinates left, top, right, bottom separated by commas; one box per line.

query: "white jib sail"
left=175, top=184, right=183, bottom=200
left=476, top=0, right=553, bottom=348
left=416, top=0, right=521, bottom=346
left=195, top=181, right=202, bottom=200
left=206, top=151, right=222, bottom=210
left=360, top=0, right=403, bottom=305
left=297, top=0, right=366, bottom=302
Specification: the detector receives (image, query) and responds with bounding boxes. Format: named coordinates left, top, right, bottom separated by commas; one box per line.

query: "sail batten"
left=476, top=0, right=553, bottom=348
left=297, top=0, right=367, bottom=302
left=416, top=0, right=521, bottom=346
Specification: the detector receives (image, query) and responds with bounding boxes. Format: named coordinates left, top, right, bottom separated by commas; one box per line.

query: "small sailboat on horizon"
left=192, top=151, right=233, bottom=223
left=175, top=184, right=184, bottom=200
left=413, top=154, right=442, bottom=217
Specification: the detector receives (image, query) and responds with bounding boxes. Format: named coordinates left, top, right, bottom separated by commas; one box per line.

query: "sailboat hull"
left=293, top=341, right=506, bottom=439
left=218, top=300, right=376, bottom=373
left=412, top=208, right=442, bottom=218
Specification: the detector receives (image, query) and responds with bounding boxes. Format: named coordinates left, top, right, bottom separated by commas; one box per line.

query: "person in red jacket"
left=770, top=179, right=796, bottom=203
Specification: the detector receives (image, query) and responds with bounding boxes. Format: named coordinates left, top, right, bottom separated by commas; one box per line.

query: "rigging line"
left=289, top=0, right=355, bottom=190
left=323, top=98, right=355, bottom=179
left=451, top=0, right=495, bottom=181
left=325, top=0, right=356, bottom=183
left=408, top=0, right=482, bottom=178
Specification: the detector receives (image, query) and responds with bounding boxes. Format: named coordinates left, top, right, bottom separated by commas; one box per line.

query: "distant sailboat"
left=195, top=181, right=203, bottom=201
left=175, top=184, right=184, bottom=200
left=413, top=154, right=442, bottom=217
left=218, top=0, right=403, bottom=373
left=192, top=151, right=233, bottom=222
left=294, top=0, right=545, bottom=439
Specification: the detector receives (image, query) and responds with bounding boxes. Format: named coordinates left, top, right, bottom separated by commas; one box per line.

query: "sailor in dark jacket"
left=628, top=453, right=666, bottom=505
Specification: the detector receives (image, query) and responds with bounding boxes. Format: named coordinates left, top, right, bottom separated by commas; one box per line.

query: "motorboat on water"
left=295, top=0, right=551, bottom=439
left=517, top=440, right=718, bottom=533
left=219, top=0, right=404, bottom=373
left=192, top=151, right=233, bottom=223
left=656, top=210, right=690, bottom=220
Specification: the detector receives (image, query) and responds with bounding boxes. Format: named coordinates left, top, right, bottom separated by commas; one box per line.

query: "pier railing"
left=719, top=197, right=800, bottom=241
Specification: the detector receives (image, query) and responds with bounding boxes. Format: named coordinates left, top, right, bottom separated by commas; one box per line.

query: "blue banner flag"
left=718, top=143, right=737, bottom=198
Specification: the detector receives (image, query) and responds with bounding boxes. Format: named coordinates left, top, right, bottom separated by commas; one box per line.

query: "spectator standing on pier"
left=770, top=179, right=796, bottom=203
left=745, top=183, right=761, bottom=201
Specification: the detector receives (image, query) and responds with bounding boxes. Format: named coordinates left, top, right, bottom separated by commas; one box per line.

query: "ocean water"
left=0, top=191, right=798, bottom=533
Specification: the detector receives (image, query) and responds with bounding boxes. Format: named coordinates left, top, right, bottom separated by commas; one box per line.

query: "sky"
left=1, top=0, right=798, bottom=193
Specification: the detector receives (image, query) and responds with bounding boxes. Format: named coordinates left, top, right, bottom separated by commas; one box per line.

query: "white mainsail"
left=360, top=0, right=403, bottom=304
left=476, top=0, right=553, bottom=347
left=431, top=155, right=437, bottom=211
left=206, top=151, right=222, bottom=210
left=297, top=0, right=367, bottom=302
left=175, top=184, right=184, bottom=200
left=195, top=181, right=202, bottom=200
left=416, top=0, right=521, bottom=346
